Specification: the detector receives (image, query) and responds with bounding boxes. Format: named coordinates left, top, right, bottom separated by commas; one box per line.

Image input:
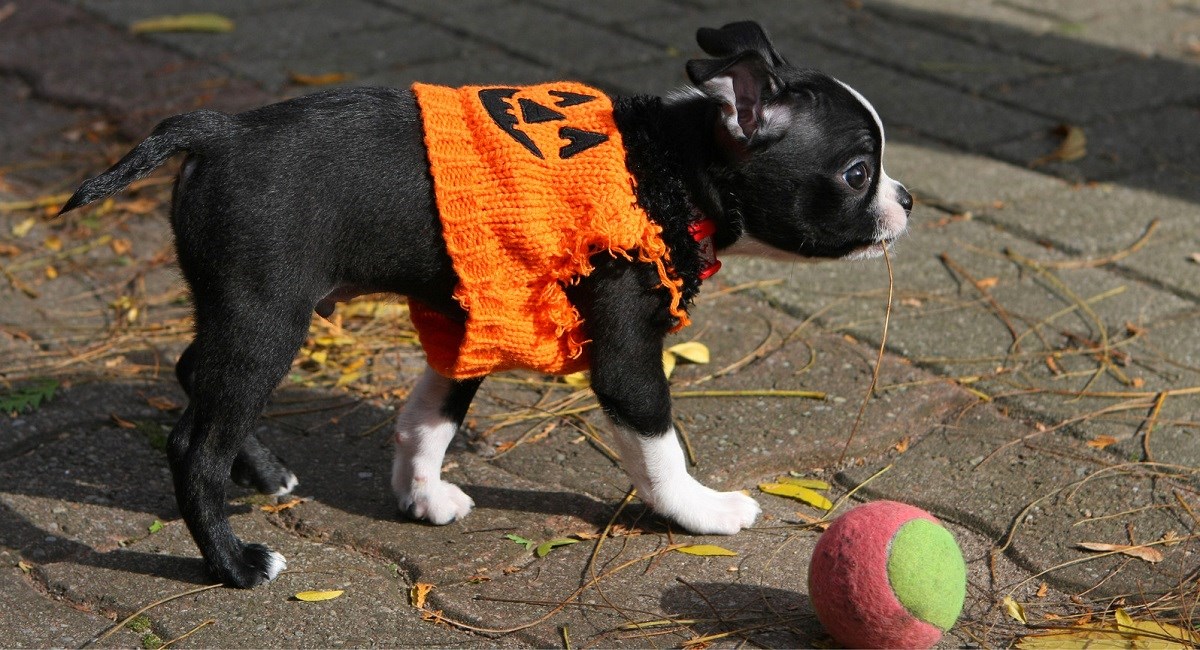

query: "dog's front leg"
left=579, top=260, right=760, bottom=535
left=392, top=365, right=482, bottom=524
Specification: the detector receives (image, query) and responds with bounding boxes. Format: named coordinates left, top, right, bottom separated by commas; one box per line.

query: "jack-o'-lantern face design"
left=477, top=87, right=609, bottom=160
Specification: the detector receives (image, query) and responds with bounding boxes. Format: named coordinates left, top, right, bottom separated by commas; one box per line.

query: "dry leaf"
left=1045, top=355, right=1062, bottom=375
left=410, top=582, right=433, bottom=608
left=1003, top=595, right=1028, bottom=624
left=43, top=235, right=62, bottom=252
left=145, top=395, right=180, bottom=411
left=1188, top=252, right=1200, bottom=264
left=1035, top=581, right=1048, bottom=598
left=1160, top=530, right=1181, bottom=547
left=1017, top=609, right=1199, bottom=648
left=1130, top=377, right=1145, bottom=388
left=12, top=217, right=34, bottom=238
left=0, top=242, right=19, bottom=256
left=900, top=297, right=923, bottom=308
left=666, top=341, right=710, bottom=364
left=892, top=436, right=911, bottom=453
left=44, top=265, right=58, bottom=279
left=1031, top=124, right=1087, bottom=167
left=1076, top=541, right=1163, bottom=563
left=290, top=72, right=353, bottom=86
left=976, top=276, right=1000, bottom=289
left=130, top=13, right=234, bottom=33
left=261, top=497, right=306, bottom=513
left=110, top=414, right=137, bottom=429
left=17, top=560, right=32, bottom=573
left=294, top=589, right=344, bottom=602
left=675, top=544, right=737, bottom=557
left=110, top=238, right=132, bottom=256
left=1085, top=435, right=1118, bottom=450
left=758, top=482, right=832, bottom=510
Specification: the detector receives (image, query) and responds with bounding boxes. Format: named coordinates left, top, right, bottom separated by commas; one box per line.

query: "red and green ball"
left=808, top=501, right=966, bottom=649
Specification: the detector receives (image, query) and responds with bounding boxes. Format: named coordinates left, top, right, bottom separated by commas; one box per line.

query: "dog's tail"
left=58, top=110, right=233, bottom=215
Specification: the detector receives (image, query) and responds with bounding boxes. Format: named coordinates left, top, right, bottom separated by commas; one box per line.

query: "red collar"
left=688, top=217, right=721, bottom=280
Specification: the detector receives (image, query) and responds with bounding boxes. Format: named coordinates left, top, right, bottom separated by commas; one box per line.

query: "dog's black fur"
left=61, top=22, right=910, bottom=588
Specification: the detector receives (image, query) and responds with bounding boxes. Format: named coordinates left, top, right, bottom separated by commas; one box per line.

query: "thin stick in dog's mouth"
left=836, top=246, right=894, bottom=465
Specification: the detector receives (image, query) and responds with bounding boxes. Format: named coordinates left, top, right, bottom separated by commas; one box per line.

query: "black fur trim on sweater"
left=612, top=95, right=704, bottom=308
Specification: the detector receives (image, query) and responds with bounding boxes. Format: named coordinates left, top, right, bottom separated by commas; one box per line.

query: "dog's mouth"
left=844, top=238, right=894, bottom=260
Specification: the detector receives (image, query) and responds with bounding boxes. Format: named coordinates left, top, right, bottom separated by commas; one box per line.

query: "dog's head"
left=682, top=21, right=910, bottom=261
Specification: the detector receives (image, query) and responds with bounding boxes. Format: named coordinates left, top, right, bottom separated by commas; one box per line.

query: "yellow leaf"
left=777, top=476, right=831, bottom=490
left=130, top=13, right=234, bottom=33
left=43, top=235, right=62, bottom=252
left=44, top=265, right=58, bottom=279
left=409, top=582, right=433, bottom=608
left=758, top=482, right=832, bottom=510
left=666, top=341, right=710, bottom=364
left=675, top=544, right=737, bottom=557
left=335, top=371, right=361, bottom=387
left=562, top=371, right=590, bottom=388
left=1076, top=541, right=1163, bottom=563
left=294, top=589, right=343, bottom=602
left=17, top=561, right=33, bottom=573
left=290, top=72, right=354, bottom=86
left=1003, top=595, right=1027, bottom=624
left=12, top=217, right=34, bottom=238
left=662, top=350, right=676, bottom=379
left=309, top=350, right=328, bottom=365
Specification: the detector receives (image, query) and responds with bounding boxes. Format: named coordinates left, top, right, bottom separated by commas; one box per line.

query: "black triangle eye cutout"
left=558, top=127, right=608, bottom=158
left=548, top=90, right=596, bottom=107
left=479, top=88, right=543, bottom=158
left=518, top=98, right=565, bottom=123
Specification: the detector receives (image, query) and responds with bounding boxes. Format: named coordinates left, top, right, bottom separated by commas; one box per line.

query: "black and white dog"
left=61, top=22, right=910, bottom=588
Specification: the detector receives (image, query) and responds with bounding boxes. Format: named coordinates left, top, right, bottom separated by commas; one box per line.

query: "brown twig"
left=86, top=582, right=223, bottom=647
left=940, top=251, right=1020, bottom=344
left=1138, top=391, right=1168, bottom=462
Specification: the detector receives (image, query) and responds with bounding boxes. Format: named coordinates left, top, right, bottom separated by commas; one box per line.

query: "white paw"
left=654, top=483, right=761, bottom=535
left=272, top=472, right=299, bottom=497
left=263, top=550, right=287, bottom=581
left=398, top=479, right=474, bottom=525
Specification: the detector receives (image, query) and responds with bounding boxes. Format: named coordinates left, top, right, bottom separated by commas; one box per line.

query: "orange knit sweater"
left=410, top=82, right=688, bottom=379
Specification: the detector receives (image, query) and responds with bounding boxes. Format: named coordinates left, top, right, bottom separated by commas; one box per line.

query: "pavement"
left=1, top=0, right=1199, bottom=647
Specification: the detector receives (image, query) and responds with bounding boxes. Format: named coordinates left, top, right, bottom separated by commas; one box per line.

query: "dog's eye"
left=843, top=162, right=871, bottom=191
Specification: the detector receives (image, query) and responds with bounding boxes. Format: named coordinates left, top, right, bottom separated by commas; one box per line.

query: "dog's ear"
left=695, top=21, right=787, bottom=68
left=687, top=50, right=789, bottom=147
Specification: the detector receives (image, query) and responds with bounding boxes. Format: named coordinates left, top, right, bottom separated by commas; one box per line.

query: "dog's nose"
left=897, top=186, right=913, bottom=213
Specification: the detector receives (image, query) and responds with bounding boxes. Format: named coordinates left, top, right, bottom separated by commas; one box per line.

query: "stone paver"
left=2, top=0, right=1199, bottom=646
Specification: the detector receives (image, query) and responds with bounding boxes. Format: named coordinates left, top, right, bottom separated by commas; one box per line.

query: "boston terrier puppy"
left=60, top=21, right=910, bottom=588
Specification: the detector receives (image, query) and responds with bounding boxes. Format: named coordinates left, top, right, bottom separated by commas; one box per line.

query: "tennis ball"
left=808, top=500, right=966, bottom=649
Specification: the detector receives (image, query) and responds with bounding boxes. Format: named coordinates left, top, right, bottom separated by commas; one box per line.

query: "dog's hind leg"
left=176, top=340, right=298, bottom=497
left=392, top=364, right=482, bottom=525
left=167, top=300, right=311, bottom=588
